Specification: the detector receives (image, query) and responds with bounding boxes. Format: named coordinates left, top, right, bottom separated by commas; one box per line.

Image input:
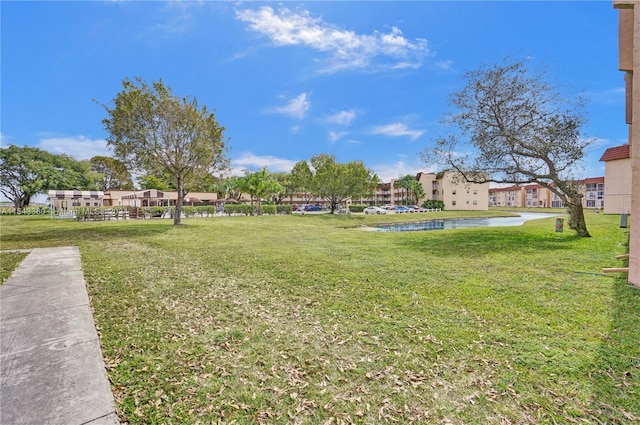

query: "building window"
left=473, top=189, right=477, bottom=195
left=452, top=190, right=456, bottom=195
left=473, top=200, right=477, bottom=205
left=452, top=200, right=457, bottom=206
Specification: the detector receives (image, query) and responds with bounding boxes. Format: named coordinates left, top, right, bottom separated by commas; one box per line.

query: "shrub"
left=150, top=207, right=165, bottom=217
left=348, top=204, right=367, bottom=213
left=422, top=200, right=444, bottom=210
left=277, top=205, right=292, bottom=215
left=261, top=205, right=276, bottom=215
left=224, top=204, right=253, bottom=216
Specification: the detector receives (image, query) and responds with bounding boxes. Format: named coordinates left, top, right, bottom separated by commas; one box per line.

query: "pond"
left=374, top=212, right=560, bottom=232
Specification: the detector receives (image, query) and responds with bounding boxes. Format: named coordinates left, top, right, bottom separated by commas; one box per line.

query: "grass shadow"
left=0, top=217, right=173, bottom=249
left=397, top=225, right=579, bottom=260
left=589, top=277, right=640, bottom=421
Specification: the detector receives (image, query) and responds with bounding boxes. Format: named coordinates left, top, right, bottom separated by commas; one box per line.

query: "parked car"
left=409, top=205, right=425, bottom=212
left=301, top=204, right=323, bottom=212
left=337, top=208, right=351, bottom=215
left=393, top=206, right=412, bottom=213
left=363, top=206, right=387, bottom=215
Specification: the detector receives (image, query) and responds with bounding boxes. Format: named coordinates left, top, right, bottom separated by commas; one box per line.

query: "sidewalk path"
left=1, top=247, right=119, bottom=425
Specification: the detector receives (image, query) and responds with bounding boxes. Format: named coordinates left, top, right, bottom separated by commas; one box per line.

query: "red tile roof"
left=599, top=144, right=630, bottom=161
left=584, top=176, right=604, bottom=184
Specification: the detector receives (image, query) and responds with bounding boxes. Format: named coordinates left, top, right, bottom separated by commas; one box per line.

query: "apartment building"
left=362, top=171, right=489, bottom=210
left=599, top=144, right=632, bottom=214
left=488, top=178, right=605, bottom=210
left=430, top=171, right=489, bottom=210
left=583, top=177, right=605, bottom=210
left=488, top=186, right=521, bottom=207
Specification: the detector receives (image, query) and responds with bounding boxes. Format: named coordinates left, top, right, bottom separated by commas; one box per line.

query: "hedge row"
left=223, top=204, right=292, bottom=215
left=348, top=204, right=368, bottom=213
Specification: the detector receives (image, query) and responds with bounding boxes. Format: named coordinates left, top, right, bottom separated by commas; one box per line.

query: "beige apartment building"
left=613, top=1, right=639, bottom=285
left=49, top=189, right=224, bottom=211
left=361, top=171, right=489, bottom=210
left=600, top=144, right=632, bottom=214
left=488, top=178, right=605, bottom=210
left=418, top=171, right=489, bottom=210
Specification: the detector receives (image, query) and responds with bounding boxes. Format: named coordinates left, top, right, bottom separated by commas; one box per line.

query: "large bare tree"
left=100, top=78, right=228, bottom=225
left=422, top=59, right=595, bottom=237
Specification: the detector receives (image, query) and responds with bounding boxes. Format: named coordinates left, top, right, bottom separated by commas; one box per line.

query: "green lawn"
left=1, top=211, right=637, bottom=424
left=0, top=251, right=28, bottom=284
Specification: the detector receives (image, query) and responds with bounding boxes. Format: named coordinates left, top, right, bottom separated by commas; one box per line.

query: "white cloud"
left=325, top=109, right=357, bottom=127
left=236, top=6, right=430, bottom=73
left=155, top=1, right=205, bottom=35
left=231, top=152, right=298, bottom=175
left=370, top=123, right=424, bottom=141
left=587, top=87, right=625, bottom=105
left=36, top=135, right=110, bottom=160
left=271, top=93, right=311, bottom=120
left=328, top=131, right=349, bottom=143
left=372, top=160, right=431, bottom=182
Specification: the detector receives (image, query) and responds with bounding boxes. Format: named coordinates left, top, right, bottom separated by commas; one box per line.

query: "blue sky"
left=1, top=1, right=626, bottom=183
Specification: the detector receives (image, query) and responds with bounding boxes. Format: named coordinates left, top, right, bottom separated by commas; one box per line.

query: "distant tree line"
left=0, top=144, right=378, bottom=216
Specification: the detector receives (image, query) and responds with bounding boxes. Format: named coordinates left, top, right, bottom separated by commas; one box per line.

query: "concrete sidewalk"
left=1, top=247, right=119, bottom=425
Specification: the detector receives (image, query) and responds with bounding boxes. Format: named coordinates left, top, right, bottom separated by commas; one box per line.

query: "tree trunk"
left=14, top=194, right=30, bottom=214
left=566, top=200, right=591, bottom=238
left=174, top=176, right=184, bottom=225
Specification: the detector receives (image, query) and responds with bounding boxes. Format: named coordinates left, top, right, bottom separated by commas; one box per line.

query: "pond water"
left=374, top=212, right=559, bottom=232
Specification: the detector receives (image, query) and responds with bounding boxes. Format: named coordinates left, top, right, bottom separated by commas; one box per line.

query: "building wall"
left=488, top=179, right=606, bottom=210
left=489, top=186, right=525, bottom=207
left=434, top=171, right=489, bottom=210
left=416, top=173, right=438, bottom=205
left=614, top=1, right=639, bottom=286
left=603, top=158, right=632, bottom=213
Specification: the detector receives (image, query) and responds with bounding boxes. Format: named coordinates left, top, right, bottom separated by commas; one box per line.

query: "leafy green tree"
left=99, top=77, right=228, bottom=225
left=270, top=172, right=296, bottom=205
left=290, top=160, right=314, bottom=204
left=422, top=58, right=593, bottom=237
left=90, top=156, right=134, bottom=190
left=238, top=168, right=283, bottom=215
left=227, top=176, right=245, bottom=201
left=0, top=145, right=97, bottom=212
left=137, top=173, right=175, bottom=191
left=308, top=154, right=378, bottom=213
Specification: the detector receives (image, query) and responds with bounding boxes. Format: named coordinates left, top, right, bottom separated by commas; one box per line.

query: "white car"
left=363, top=206, right=387, bottom=215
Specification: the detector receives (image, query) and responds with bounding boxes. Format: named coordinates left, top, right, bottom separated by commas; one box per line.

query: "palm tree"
left=396, top=174, right=416, bottom=205
left=408, top=179, right=426, bottom=205
left=239, top=168, right=283, bottom=215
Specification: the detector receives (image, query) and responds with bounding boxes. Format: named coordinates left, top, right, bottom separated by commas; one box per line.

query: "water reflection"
left=375, top=212, right=558, bottom=232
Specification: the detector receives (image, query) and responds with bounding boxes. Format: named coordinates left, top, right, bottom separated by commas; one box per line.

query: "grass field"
left=1, top=211, right=637, bottom=424
left=0, top=251, right=28, bottom=284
